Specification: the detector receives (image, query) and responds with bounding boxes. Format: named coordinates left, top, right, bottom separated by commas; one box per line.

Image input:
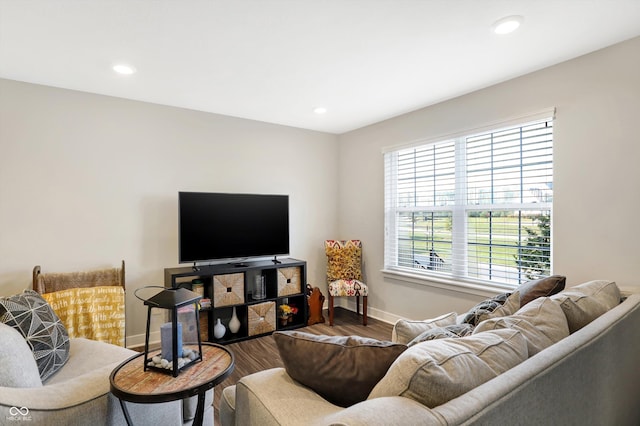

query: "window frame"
left=383, top=110, right=555, bottom=291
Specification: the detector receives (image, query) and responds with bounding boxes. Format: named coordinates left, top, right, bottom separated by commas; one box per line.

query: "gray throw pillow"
left=518, top=275, right=566, bottom=307
left=0, top=322, right=43, bottom=387
left=551, top=280, right=621, bottom=333
left=369, top=329, right=528, bottom=408
left=408, top=323, right=474, bottom=346
left=0, top=290, right=70, bottom=381
left=273, top=331, right=407, bottom=407
left=474, top=297, right=569, bottom=356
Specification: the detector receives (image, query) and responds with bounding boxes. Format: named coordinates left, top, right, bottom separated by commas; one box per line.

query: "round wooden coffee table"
left=110, top=343, right=234, bottom=426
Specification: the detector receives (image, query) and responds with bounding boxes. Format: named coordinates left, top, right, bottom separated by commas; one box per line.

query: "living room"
left=1, top=1, right=640, bottom=425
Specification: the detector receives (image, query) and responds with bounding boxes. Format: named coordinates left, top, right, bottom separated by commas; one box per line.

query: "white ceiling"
left=1, top=1, right=640, bottom=134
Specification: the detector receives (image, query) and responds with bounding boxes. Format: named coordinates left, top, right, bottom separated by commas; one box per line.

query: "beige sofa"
left=220, top=281, right=640, bottom=425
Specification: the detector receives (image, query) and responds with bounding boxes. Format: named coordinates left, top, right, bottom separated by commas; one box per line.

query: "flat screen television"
left=178, top=192, right=290, bottom=265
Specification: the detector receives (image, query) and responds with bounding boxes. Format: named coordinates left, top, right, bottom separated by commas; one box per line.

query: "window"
left=384, top=115, right=553, bottom=288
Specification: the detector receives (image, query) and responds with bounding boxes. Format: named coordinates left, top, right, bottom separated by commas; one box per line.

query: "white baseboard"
left=126, top=330, right=159, bottom=349
left=329, top=298, right=400, bottom=326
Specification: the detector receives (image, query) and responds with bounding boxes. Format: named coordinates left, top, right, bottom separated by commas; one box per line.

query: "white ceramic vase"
left=213, top=318, right=226, bottom=339
left=229, top=306, right=241, bottom=334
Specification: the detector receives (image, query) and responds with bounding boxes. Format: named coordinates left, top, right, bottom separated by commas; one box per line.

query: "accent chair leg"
left=356, top=295, right=360, bottom=316
left=329, top=294, right=334, bottom=326
left=363, top=296, right=368, bottom=326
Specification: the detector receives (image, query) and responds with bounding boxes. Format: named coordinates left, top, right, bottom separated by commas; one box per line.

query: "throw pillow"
left=369, top=329, right=527, bottom=408
left=273, top=331, right=407, bottom=407
left=391, top=311, right=457, bottom=344
left=0, top=322, right=43, bottom=388
left=407, top=323, right=474, bottom=347
left=518, top=275, right=566, bottom=307
left=550, top=280, right=621, bottom=333
left=474, top=297, right=569, bottom=356
left=0, top=290, right=70, bottom=381
left=460, top=291, right=520, bottom=326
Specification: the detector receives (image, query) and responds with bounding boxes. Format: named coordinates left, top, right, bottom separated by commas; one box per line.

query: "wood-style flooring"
left=213, top=308, right=393, bottom=426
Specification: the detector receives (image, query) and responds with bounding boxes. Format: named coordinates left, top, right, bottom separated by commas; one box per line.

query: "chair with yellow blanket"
left=32, top=261, right=126, bottom=346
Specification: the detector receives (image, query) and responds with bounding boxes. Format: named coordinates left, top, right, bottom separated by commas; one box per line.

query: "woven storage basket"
left=213, top=273, right=245, bottom=307
left=277, top=267, right=302, bottom=296
left=248, top=301, right=276, bottom=336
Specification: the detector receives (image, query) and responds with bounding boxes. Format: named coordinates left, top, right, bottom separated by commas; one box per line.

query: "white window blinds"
left=384, top=114, right=554, bottom=287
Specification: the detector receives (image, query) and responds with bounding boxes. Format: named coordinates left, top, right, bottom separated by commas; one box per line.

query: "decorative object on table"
left=110, top=343, right=235, bottom=426
left=191, top=279, right=204, bottom=297
left=279, top=303, right=298, bottom=326
left=253, top=274, right=266, bottom=300
left=213, top=318, right=226, bottom=339
left=307, top=285, right=325, bottom=326
left=135, top=286, right=203, bottom=377
left=228, top=306, right=241, bottom=334
left=325, top=239, right=368, bottom=326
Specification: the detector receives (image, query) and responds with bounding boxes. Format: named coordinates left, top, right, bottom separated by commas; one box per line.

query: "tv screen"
left=178, top=192, right=290, bottom=264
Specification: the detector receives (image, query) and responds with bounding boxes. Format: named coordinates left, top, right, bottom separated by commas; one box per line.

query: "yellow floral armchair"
left=325, top=240, right=368, bottom=325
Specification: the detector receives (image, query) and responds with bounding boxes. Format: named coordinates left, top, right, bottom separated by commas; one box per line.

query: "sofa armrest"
left=320, top=396, right=444, bottom=426
left=231, top=368, right=443, bottom=426
left=0, top=363, right=118, bottom=410
left=235, top=368, right=343, bottom=426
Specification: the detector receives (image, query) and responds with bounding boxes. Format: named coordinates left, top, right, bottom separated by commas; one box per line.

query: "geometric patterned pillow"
left=0, top=290, right=70, bottom=381
left=460, top=292, right=514, bottom=327
left=407, top=323, right=474, bottom=347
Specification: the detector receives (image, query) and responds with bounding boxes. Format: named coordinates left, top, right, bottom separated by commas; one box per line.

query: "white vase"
left=229, top=306, right=241, bottom=334
left=213, top=318, right=226, bottom=339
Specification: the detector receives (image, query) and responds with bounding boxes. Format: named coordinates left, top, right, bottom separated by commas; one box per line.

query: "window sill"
left=381, top=269, right=514, bottom=298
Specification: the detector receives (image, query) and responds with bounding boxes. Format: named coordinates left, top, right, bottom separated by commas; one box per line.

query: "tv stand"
left=164, top=258, right=307, bottom=344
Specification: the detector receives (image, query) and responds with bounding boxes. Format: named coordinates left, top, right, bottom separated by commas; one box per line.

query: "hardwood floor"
left=213, top=308, right=393, bottom=426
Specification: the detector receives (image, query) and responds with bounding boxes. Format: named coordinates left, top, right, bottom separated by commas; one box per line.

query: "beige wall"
left=0, top=79, right=339, bottom=342
left=338, top=36, right=640, bottom=321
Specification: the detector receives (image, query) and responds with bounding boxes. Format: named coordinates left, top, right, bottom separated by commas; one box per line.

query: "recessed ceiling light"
left=313, top=107, right=327, bottom=115
left=112, top=64, right=136, bottom=75
left=492, top=15, right=523, bottom=35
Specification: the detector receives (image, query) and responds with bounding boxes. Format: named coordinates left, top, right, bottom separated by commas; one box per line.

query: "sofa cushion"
left=0, top=290, right=70, bottom=381
left=474, top=297, right=569, bottom=356
left=369, top=328, right=527, bottom=408
left=551, top=280, right=621, bottom=333
left=407, top=323, right=474, bottom=347
left=460, top=291, right=520, bottom=326
left=273, top=331, right=407, bottom=407
left=392, top=311, right=457, bottom=344
left=518, top=275, right=566, bottom=307
left=0, top=322, right=43, bottom=387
